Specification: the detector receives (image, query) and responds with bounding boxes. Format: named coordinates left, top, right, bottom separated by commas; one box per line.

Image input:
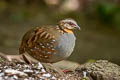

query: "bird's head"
left=57, top=18, right=80, bottom=33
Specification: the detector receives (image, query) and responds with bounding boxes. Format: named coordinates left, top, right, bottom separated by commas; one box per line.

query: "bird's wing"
left=19, top=26, right=57, bottom=59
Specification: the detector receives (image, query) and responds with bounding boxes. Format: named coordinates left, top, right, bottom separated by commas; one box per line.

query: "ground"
left=0, top=52, right=120, bottom=80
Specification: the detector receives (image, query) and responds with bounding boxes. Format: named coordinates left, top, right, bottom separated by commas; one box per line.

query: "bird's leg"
left=21, top=53, right=38, bottom=64
left=42, top=63, right=65, bottom=76
left=22, top=54, right=32, bottom=64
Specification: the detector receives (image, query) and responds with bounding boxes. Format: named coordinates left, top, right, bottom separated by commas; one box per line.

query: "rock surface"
left=76, top=60, right=120, bottom=80
left=0, top=52, right=120, bottom=80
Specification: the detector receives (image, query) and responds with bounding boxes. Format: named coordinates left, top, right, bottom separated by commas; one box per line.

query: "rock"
left=53, top=60, right=80, bottom=70
left=0, top=52, right=120, bottom=80
left=76, top=60, right=120, bottom=80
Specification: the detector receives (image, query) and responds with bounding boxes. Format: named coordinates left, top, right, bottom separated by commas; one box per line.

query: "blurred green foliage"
left=96, top=2, right=120, bottom=29
left=0, top=0, right=120, bottom=30
left=0, top=0, right=120, bottom=64
left=0, top=1, right=7, bottom=12
left=87, top=59, right=96, bottom=63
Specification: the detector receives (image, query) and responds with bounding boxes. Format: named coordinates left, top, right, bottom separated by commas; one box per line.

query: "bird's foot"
left=42, top=63, right=65, bottom=76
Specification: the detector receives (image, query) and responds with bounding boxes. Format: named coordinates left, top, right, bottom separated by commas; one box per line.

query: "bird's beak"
left=75, top=25, right=81, bottom=30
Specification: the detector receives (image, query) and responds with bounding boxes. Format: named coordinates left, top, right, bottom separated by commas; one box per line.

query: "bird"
left=19, top=18, right=80, bottom=64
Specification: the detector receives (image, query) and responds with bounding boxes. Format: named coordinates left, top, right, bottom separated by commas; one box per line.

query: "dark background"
left=0, top=0, right=120, bottom=65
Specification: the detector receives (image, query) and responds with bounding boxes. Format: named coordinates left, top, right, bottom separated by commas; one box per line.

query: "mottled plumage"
left=19, top=18, right=80, bottom=63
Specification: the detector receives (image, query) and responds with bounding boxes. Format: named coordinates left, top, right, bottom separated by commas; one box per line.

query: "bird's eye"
left=70, top=22, right=77, bottom=27
left=68, top=22, right=75, bottom=26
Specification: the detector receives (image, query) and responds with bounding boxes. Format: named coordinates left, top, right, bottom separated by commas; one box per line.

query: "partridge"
left=19, top=18, right=80, bottom=63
